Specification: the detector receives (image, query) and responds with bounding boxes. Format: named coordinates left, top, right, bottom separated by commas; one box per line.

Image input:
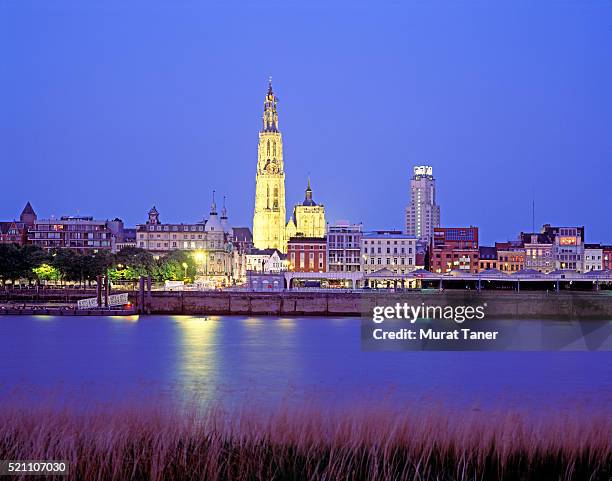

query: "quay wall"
left=3, top=289, right=612, bottom=319
left=143, top=290, right=612, bottom=319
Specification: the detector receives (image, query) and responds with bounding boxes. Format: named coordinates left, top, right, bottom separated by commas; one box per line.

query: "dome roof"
left=205, top=192, right=223, bottom=233
left=205, top=213, right=222, bottom=232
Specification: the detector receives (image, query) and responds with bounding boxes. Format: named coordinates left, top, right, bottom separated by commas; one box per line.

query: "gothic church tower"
left=253, top=79, right=287, bottom=252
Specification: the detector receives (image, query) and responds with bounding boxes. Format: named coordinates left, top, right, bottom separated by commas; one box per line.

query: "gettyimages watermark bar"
left=361, top=299, right=612, bottom=351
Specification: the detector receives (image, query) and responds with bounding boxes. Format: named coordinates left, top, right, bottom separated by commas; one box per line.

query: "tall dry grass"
left=0, top=401, right=610, bottom=481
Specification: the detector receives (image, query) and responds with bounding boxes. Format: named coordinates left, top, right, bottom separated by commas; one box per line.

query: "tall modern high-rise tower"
left=253, top=79, right=287, bottom=252
left=405, top=166, right=440, bottom=243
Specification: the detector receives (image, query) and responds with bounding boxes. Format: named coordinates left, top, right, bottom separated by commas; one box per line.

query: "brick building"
left=603, top=246, right=612, bottom=271
left=287, top=237, right=327, bottom=272
left=0, top=221, right=28, bottom=246
left=0, top=202, right=37, bottom=246
left=429, top=227, right=479, bottom=274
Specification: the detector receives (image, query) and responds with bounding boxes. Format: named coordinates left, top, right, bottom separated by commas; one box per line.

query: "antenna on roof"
left=532, top=187, right=535, bottom=233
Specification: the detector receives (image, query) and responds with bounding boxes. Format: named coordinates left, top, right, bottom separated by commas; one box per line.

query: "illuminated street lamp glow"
left=193, top=251, right=206, bottom=264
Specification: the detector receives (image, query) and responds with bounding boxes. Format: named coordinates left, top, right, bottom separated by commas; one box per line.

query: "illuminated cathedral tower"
left=253, top=79, right=287, bottom=252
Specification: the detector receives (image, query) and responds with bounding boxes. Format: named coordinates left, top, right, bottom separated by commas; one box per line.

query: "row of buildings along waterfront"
left=5, top=199, right=611, bottom=279
left=247, top=81, right=612, bottom=282
left=3, top=80, right=612, bottom=287
left=1, top=202, right=136, bottom=253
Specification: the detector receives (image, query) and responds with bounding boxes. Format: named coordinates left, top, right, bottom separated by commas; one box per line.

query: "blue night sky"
left=1, top=0, right=611, bottom=244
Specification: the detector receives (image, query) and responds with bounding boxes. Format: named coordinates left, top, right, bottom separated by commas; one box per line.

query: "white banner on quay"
left=77, top=293, right=129, bottom=309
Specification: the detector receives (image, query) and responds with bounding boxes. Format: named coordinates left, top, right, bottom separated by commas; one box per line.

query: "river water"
left=1, top=315, right=611, bottom=413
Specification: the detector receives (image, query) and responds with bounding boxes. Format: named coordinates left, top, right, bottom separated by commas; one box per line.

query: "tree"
left=0, top=244, right=21, bottom=284
left=19, top=245, right=50, bottom=282
left=50, top=249, right=84, bottom=283
left=32, top=263, right=61, bottom=282
left=115, top=247, right=155, bottom=278
left=82, top=250, right=115, bottom=283
left=108, top=265, right=141, bottom=281
left=155, top=250, right=197, bottom=281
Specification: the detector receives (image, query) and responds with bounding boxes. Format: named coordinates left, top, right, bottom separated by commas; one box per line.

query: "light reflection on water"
left=0, top=315, right=610, bottom=414
left=174, top=316, right=220, bottom=402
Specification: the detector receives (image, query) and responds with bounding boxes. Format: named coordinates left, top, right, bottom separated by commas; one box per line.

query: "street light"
left=182, top=262, right=188, bottom=279
left=193, top=251, right=205, bottom=264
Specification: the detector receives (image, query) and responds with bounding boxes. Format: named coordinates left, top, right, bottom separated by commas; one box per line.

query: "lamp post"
left=182, top=262, right=188, bottom=280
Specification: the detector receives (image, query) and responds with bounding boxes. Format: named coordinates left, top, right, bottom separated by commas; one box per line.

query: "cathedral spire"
left=303, top=177, right=316, bottom=206
left=262, top=77, right=279, bottom=133
left=220, top=196, right=229, bottom=233
left=210, top=190, right=217, bottom=215
left=254, top=78, right=287, bottom=252
left=221, top=196, right=227, bottom=219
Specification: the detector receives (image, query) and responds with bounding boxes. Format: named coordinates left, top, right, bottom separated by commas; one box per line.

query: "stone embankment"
left=2, top=288, right=612, bottom=319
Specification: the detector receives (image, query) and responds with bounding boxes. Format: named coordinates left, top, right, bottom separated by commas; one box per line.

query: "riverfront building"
left=0, top=202, right=37, bottom=247
left=29, top=216, right=115, bottom=253
left=603, top=246, right=612, bottom=271
left=114, top=227, right=136, bottom=251
left=0, top=221, right=28, bottom=246
left=228, top=227, right=253, bottom=282
left=540, top=225, right=585, bottom=272
left=138, top=206, right=208, bottom=252
left=584, top=244, right=603, bottom=271
left=360, top=230, right=417, bottom=275
left=246, top=248, right=287, bottom=274
left=327, top=221, right=362, bottom=272
left=405, top=166, right=440, bottom=243
left=429, top=227, right=479, bottom=274
left=520, top=226, right=586, bottom=273
left=136, top=199, right=235, bottom=285
left=521, top=232, right=555, bottom=273
left=287, top=237, right=327, bottom=272
left=495, top=241, right=525, bottom=273
left=478, top=246, right=498, bottom=271
left=252, top=80, right=287, bottom=253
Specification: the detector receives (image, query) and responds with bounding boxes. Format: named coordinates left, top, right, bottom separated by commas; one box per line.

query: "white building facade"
left=584, top=244, right=603, bottom=272
left=361, top=231, right=417, bottom=275
left=246, top=249, right=287, bottom=274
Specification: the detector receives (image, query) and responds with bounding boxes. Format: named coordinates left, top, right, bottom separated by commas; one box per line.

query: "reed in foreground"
left=0, top=402, right=610, bottom=481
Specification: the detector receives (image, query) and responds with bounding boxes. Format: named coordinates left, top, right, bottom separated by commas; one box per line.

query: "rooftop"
left=288, top=236, right=326, bottom=243
left=363, top=230, right=416, bottom=239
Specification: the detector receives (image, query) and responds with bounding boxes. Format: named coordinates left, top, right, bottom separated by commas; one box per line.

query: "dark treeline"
left=0, top=245, right=197, bottom=286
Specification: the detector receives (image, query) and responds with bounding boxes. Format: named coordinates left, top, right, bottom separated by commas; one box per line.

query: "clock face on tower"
left=265, top=159, right=279, bottom=174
